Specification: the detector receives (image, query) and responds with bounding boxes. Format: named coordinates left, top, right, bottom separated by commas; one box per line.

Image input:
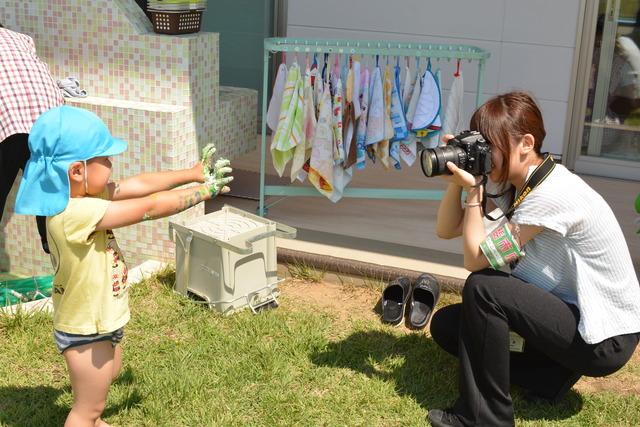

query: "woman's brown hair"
left=469, top=91, right=546, bottom=184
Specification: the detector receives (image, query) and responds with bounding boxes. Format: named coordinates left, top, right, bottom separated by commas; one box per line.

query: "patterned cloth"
left=0, top=28, right=63, bottom=142
left=271, top=63, right=303, bottom=177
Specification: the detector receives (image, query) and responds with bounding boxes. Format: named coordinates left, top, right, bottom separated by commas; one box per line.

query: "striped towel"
left=271, top=64, right=303, bottom=177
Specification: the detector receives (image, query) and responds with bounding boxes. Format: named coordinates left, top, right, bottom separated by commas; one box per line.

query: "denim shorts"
left=54, top=328, right=124, bottom=353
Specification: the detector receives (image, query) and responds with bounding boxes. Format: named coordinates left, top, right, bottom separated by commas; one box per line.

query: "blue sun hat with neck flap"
left=14, top=106, right=128, bottom=216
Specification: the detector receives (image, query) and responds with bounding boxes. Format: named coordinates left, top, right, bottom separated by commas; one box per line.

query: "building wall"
left=201, top=0, right=274, bottom=115
left=287, top=0, right=582, bottom=156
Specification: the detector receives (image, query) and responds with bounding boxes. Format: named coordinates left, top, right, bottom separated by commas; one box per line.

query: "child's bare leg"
left=63, top=340, right=115, bottom=427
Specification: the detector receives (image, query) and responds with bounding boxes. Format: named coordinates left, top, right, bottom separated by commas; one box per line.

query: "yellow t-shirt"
left=46, top=193, right=130, bottom=334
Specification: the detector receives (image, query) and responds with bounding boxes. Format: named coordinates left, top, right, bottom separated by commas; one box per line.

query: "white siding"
left=287, top=0, right=582, bottom=156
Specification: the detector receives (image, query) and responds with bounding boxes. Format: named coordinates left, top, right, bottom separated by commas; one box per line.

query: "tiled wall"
left=219, top=87, right=258, bottom=159
left=0, top=0, right=257, bottom=275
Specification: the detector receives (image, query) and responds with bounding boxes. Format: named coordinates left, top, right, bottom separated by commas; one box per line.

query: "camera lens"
left=420, top=146, right=466, bottom=177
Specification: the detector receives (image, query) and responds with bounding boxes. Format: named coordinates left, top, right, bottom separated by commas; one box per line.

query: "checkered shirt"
left=0, top=28, right=63, bottom=143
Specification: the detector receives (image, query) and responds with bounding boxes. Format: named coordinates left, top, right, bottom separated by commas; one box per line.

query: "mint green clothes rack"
left=258, top=37, right=490, bottom=216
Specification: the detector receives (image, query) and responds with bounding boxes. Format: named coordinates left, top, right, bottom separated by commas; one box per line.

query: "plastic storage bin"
left=169, top=206, right=296, bottom=315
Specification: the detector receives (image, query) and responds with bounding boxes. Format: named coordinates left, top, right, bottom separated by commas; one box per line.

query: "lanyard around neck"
left=483, top=153, right=556, bottom=221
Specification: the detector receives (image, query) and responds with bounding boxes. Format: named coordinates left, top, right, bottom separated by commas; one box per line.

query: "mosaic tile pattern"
left=0, top=0, right=257, bottom=274
left=0, top=0, right=216, bottom=107
left=218, top=86, right=258, bottom=159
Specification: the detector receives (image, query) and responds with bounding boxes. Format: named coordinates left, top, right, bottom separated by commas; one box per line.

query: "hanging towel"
left=365, top=66, right=384, bottom=148
left=266, top=63, right=288, bottom=132
left=343, top=65, right=358, bottom=169
left=377, top=65, right=394, bottom=170
left=412, top=66, right=441, bottom=132
left=329, top=135, right=353, bottom=202
left=399, top=70, right=422, bottom=167
left=308, top=83, right=334, bottom=198
left=291, top=68, right=316, bottom=182
left=310, top=57, right=320, bottom=112
left=271, top=64, right=303, bottom=177
left=406, top=71, right=422, bottom=132
left=389, top=64, right=409, bottom=170
left=343, top=102, right=357, bottom=168
left=355, top=68, right=370, bottom=170
left=428, top=69, right=442, bottom=131
left=442, top=70, right=464, bottom=140
left=352, top=60, right=362, bottom=119
left=402, top=64, right=413, bottom=113
left=332, top=77, right=345, bottom=165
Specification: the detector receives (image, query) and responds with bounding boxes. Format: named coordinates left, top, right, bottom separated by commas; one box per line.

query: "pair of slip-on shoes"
left=381, top=274, right=440, bottom=329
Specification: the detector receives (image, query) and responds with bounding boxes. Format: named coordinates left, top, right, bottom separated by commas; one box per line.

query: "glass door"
left=570, top=0, right=640, bottom=180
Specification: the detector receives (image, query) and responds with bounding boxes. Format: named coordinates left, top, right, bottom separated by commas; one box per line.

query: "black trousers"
left=0, top=133, right=48, bottom=248
left=430, top=269, right=639, bottom=427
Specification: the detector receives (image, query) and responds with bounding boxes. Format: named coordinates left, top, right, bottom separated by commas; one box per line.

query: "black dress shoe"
left=408, top=273, right=440, bottom=329
left=381, top=276, right=411, bottom=326
left=428, top=409, right=465, bottom=427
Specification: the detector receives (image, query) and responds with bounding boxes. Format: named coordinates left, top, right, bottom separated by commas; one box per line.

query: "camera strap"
left=482, top=153, right=555, bottom=221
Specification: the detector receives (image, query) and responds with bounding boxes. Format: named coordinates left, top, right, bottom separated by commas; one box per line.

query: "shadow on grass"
left=311, top=330, right=583, bottom=422
left=0, top=367, right=142, bottom=427
left=0, top=385, right=67, bottom=426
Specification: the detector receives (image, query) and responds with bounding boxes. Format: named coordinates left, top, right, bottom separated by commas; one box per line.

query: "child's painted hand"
left=201, top=144, right=234, bottom=196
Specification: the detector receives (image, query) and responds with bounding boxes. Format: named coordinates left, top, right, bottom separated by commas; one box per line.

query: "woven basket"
left=149, top=10, right=203, bottom=35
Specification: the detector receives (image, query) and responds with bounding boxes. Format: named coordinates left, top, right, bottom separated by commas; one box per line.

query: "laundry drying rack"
left=258, top=37, right=490, bottom=216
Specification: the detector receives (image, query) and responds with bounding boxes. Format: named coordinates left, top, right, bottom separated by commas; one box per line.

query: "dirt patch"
left=279, top=278, right=640, bottom=396
left=279, top=279, right=383, bottom=325
left=575, top=348, right=640, bottom=396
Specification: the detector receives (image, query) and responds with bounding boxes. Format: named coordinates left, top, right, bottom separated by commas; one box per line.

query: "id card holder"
left=509, top=331, right=525, bottom=353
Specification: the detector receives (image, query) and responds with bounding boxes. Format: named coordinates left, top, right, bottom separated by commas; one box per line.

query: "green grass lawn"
left=1, top=268, right=639, bottom=426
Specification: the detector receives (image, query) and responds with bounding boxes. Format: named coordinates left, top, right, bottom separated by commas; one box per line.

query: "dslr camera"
left=420, top=130, right=492, bottom=177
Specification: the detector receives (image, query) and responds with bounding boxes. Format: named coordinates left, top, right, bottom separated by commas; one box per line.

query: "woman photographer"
left=427, top=91, right=640, bottom=427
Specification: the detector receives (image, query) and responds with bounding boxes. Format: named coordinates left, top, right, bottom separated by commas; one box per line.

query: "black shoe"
left=408, top=273, right=440, bottom=329
left=381, top=276, right=411, bottom=326
left=427, top=409, right=465, bottom=427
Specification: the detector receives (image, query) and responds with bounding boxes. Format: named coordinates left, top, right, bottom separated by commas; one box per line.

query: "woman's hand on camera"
left=438, top=134, right=481, bottom=189
left=445, top=162, right=482, bottom=190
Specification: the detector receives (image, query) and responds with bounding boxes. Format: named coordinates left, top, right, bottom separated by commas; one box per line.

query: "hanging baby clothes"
left=423, top=68, right=443, bottom=149
left=389, top=61, right=409, bottom=170
left=365, top=65, right=384, bottom=161
left=266, top=63, right=288, bottom=132
left=355, top=68, right=370, bottom=170
left=308, top=83, right=334, bottom=197
left=442, top=67, right=464, bottom=140
left=290, top=67, right=316, bottom=182
left=271, top=63, right=303, bottom=177
left=412, top=61, right=441, bottom=134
